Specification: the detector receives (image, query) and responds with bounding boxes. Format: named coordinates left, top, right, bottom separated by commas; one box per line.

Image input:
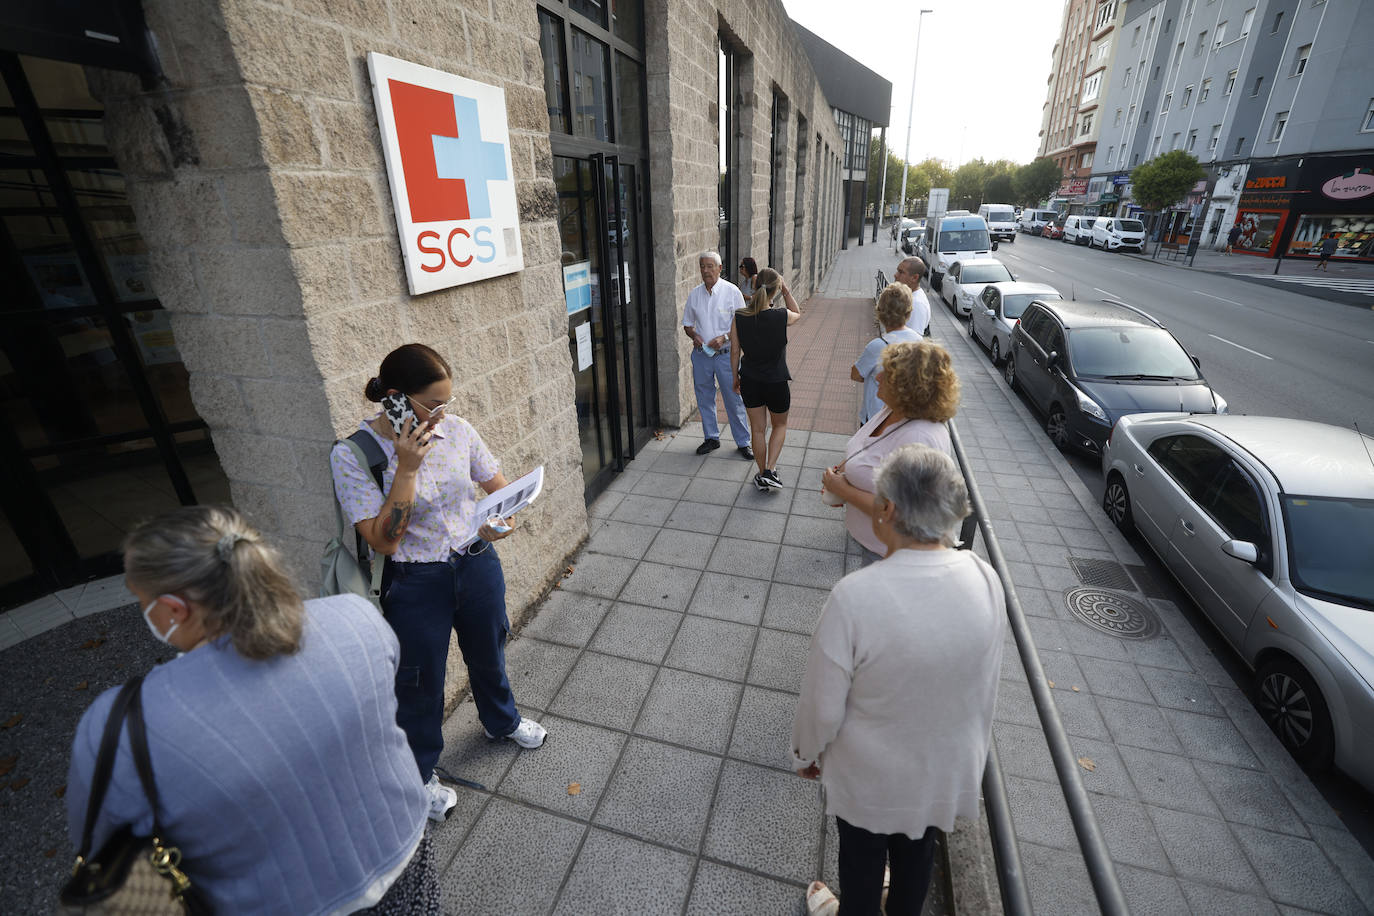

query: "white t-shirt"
left=682, top=279, right=745, bottom=342
left=906, top=287, right=932, bottom=336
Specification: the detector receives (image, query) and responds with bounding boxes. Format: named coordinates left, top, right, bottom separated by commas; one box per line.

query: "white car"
left=890, top=217, right=918, bottom=242
left=1062, top=215, right=1096, bottom=245
left=968, top=281, right=1061, bottom=365
left=1091, top=217, right=1147, bottom=252
left=939, top=258, right=1014, bottom=317
left=1102, top=413, right=1374, bottom=791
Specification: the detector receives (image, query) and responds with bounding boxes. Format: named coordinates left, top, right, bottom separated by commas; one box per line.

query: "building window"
left=1114, top=108, right=1123, bottom=126
left=1293, top=44, right=1311, bottom=76
left=1148, top=15, right=1157, bottom=38
left=1240, top=8, right=1255, bottom=36
left=1234, top=136, right=1245, bottom=154
left=1200, top=78, right=1211, bottom=101
left=1153, top=65, right=1160, bottom=81
left=1096, top=1, right=1117, bottom=30
left=1171, top=131, right=1181, bottom=150
left=1165, top=17, right=1172, bottom=33
left=1209, top=124, right=1221, bottom=150
left=1081, top=113, right=1094, bottom=135
left=1123, top=66, right=1133, bottom=87
left=1271, top=11, right=1284, bottom=33
left=717, top=38, right=737, bottom=268
left=537, top=10, right=571, bottom=134
left=1083, top=73, right=1101, bottom=103
left=570, top=28, right=613, bottom=141
left=1152, top=136, right=1162, bottom=157
left=1162, top=92, right=1172, bottom=112
left=1251, top=75, right=1264, bottom=96
left=1080, top=150, right=1093, bottom=168
left=1182, top=85, right=1193, bottom=107
left=1173, top=42, right=1185, bottom=73
left=1107, top=145, right=1115, bottom=164
left=1129, top=104, right=1136, bottom=122
left=1362, top=99, right=1374, bottom=132
left=767, top=90, right=785, bottom=268
left=1225, top=69, right=1237, bottom=94
left=1195, top=31, right=1208, bottom=56
left=1270, top=110, right=1288, bottom=141
left=1143, top=108, right=1151, bottom=124
left=792, top=114, right=807, bottom=270
left=1187, top=129, right=1198, bottom=151
left=1214, top=22, right=1227, bottom=47
left=1132, top=26, right=1140, bottom=46
left=1132, top=152, right=1140, bottom=165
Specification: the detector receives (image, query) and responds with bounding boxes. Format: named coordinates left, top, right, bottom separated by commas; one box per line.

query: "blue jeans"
left=380, top=547, right=519, bottom=781
left=691, top=346, right=750, bottom=444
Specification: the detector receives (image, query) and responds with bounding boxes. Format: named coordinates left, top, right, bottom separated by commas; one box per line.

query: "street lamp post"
left=896, top=9, right=933, bottom=236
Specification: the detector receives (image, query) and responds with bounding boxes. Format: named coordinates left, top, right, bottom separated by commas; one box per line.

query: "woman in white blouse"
left=821, top=341, right=959, bottom=564
left=794, top=445, right=1006, bottom=916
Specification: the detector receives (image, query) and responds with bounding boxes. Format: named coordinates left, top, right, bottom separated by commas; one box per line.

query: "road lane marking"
left=1093, top=287, right=1116, bottom=297
left=1208, top=334, right=1273, bottom=360
left=1108, top=267, right=1138, bottom=276
left=1038, top=265, right=1056, bottom=273
left=1196, top=291, right=1246, bottom=306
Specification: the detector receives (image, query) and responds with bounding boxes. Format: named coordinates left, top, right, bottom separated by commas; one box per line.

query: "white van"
left=1017, top=208, right=1058, bottom=235
left=919, top=214, right=996, bottom=292
left=978, top=203, right=1017, bottom=243
left=1090, top=216, right=1147, bottom=252
left=1062, top=215, right=1096, bottom=245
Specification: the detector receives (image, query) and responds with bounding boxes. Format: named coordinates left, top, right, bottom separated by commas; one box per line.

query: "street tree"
left=984, top=172, right=1015, bottom=204
left=1014, top=157, right=1062, bottom=205
left=952, top=159, right=989, bottom=210
left=1130, top=150, right=1207, bottom=211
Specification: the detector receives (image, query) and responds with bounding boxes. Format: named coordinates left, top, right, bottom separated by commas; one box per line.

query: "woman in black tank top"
left=730, top=268, right=802, bottom=491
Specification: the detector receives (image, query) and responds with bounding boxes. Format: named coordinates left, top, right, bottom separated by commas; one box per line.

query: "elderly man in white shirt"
left=793, top=444, right=1005, bottom=916
left=893, top=257, right=931, bottom=337
left=682, top=251, right=753, bottom=458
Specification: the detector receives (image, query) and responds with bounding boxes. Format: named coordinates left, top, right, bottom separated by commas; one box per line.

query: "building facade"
left=1091, top=0, right=1374, bottom=256
left=0, top=0, right=854, bottom=638
left=1038, top=0, right=1128, bottom=212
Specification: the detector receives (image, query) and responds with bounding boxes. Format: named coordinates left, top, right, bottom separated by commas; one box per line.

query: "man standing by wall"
left=683, top=252, right=754, bottom=458
left=893, top=257, right=932, bottom=337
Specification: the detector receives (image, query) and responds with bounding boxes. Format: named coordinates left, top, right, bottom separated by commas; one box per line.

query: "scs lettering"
left=417, top=226, right=497, bottom=272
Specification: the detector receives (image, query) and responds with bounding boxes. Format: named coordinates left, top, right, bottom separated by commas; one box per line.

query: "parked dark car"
left=1003, top=299, right=1228, bottom=453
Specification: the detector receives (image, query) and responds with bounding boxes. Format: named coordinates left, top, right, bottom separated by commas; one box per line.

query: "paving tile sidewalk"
left=429, top=238, right=1373, bottom=915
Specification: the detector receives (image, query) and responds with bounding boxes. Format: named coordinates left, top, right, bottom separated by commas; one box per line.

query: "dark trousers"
left=836, top=818, right=939, bottom=916
left=380, top=547, right=519, bottom=782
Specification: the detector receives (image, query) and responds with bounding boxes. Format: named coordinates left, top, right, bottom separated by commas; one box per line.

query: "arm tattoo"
left=382, top=501, right=413, bottom=542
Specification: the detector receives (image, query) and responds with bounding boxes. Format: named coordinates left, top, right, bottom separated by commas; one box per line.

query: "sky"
left=783, top=0, right=1066, bottom=167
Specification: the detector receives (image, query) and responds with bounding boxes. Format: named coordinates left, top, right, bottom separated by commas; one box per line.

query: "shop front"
left=1234, top=154, right=1374, bottom=261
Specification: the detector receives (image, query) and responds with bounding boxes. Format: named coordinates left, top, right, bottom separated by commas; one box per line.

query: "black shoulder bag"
left=59, top=675, right=211, bottom=914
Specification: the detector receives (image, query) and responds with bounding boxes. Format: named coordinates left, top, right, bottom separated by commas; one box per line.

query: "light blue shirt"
left=855, top=328, right=923, bottom=424
left=67, top=595, right=428, bottom=915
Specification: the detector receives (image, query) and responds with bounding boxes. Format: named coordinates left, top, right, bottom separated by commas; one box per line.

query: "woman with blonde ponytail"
left=66, top=506, right=438, bottom=914
left=730, top=267, right=802, bottom=491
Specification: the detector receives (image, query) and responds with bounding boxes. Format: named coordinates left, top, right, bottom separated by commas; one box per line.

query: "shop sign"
left=368, top=53, right=524, bottom=295
left=1058, top=178, right=1089, bottom=196
left=1111, top=174, right=1130, bottom=186
left=1321, top=168, right=1374, bottom=201
left=563, top=261, right=591, bottom=315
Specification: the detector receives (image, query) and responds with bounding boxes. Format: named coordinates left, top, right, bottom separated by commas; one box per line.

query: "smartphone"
left=381, top=392, right=419, bottom=438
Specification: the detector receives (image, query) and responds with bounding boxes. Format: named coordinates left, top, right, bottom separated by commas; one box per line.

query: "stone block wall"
left=645, top=0, right=845, bottom=424
left=89, top=0, right=585, bottom=702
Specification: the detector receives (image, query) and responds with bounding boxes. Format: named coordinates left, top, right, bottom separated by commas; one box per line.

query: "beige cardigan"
left=791, top=549, right=1006, bottom=838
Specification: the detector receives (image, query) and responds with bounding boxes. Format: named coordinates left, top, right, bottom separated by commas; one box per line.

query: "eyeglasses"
left=409, top=394, right=459, bottom=418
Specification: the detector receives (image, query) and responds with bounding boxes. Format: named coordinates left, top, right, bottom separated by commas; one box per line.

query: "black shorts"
left=739, top=375, right=791, bottom=413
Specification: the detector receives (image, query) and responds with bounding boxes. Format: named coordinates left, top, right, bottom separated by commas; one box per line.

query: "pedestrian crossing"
left=1238, top=274, right=1374, bottom=297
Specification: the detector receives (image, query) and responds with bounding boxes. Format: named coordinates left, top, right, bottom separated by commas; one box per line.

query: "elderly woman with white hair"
left=793, top=444, right=1006, bottom=916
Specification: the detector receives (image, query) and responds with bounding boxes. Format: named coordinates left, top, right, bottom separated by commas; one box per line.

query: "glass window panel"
left=571, top=29, right=613, bottom=142
left=67, top=169, right=153, bottom=300
left=569, top=0, right=607, bottom=30
left=20, top=56, right=107, bottom=158
left=44, top=438, right=184, bottom=561
left=614, top=53, right=643, bottom=150
left=4, top=200, right=98, bottom=309
left=538, top=10, right=571, bottom=135
left=124, top=310, right=200, bottom=425
left=611, top=0, right=643, bottom=46
left=0, top=166, right=57, bottom=211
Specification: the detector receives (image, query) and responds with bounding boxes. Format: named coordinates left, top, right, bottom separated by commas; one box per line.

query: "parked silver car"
left=969, top=281, right=1061, bottom=365
left=1101, top=413, right=1374, bottom=790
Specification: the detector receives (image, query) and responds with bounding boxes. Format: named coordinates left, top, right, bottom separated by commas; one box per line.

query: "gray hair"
left=123, top=505, right=304, bottom=660
left=698, top=250, right=722, bottom=266
left=873, top=444, right=971, bottom=547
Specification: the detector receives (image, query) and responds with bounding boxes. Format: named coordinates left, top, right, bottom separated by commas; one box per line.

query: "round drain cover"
left=1064, top=587, right=1159, bottom=640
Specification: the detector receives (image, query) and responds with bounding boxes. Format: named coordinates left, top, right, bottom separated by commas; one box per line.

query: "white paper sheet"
left=575, top=321, right=593, bottom=370
left=458, top=466, right=545, bottom=550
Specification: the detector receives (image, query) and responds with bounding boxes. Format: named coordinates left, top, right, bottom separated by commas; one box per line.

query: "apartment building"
left=1038, top=0, right=1129, bottom=211
left=1092, top=0, right=1374, bottom=257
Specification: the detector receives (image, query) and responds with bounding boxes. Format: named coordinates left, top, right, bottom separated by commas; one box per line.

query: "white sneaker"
left=426, top=773, right=457, bottom=822
left=484, top=717, right=547, bottom=749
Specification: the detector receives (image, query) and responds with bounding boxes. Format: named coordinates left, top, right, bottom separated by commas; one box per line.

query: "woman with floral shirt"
left=330, top=344, right=546, bottom=822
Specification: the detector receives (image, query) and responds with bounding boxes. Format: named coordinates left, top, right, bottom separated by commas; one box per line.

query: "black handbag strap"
left=125, top=680, right=167, bottom=838
left=76, top=674, right=145, bottom=861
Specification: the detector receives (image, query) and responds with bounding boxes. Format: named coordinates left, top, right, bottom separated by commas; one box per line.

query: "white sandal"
left=806, top=880, right=839, bottom=916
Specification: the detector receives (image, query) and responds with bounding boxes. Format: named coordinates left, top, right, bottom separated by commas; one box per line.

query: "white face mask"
left=142, top=597, right=180, bottom=647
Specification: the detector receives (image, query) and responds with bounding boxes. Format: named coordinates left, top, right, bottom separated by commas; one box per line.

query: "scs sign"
left=368, top=53, right=523, bottom=295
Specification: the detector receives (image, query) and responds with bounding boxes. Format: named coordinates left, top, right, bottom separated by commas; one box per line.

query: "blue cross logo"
left=431, top=95, right=508, bottom=220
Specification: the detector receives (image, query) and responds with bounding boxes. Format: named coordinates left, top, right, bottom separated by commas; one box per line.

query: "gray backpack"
left=321, top=431, right=388, bottom=609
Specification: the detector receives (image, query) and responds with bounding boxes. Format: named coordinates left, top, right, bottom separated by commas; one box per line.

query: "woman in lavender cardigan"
left=794, top=445, right=1006, bottom=916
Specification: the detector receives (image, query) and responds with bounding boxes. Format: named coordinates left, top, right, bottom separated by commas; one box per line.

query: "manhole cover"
left=1069, top=556, right=1136, bottom=591
left=1064, top=587, right=1160, bottom=640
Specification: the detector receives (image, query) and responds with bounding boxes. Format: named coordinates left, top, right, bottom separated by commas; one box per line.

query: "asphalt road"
left=991, top=233, right=1374, bottom=433
left=924, top=232, right=1374, bottom=857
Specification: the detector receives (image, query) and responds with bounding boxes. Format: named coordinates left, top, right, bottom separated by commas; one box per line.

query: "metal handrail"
left=949, top=420, right=1129, bottom=916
